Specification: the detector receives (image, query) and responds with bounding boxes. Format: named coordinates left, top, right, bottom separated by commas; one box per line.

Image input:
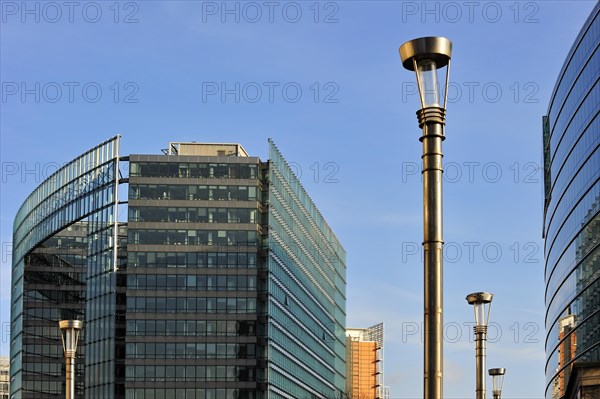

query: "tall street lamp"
left=489, top=368, right=506, bottom=399
left=466, top=292, right=493, bottom=399
left=399, top=36, right=452, bottom=399
left=59, top=320, right=83, bottom=399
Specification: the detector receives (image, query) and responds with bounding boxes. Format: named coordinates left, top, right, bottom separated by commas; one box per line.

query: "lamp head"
left=489, top=368, right=506, bottom=394
left=59, top=320, right=83, bottom=355
left=466, top=292, right=494, bottom=328
left=399, top=36, right=452, bottom=109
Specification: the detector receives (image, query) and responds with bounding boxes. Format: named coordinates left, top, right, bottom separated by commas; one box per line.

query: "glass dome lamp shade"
left=489, top=368, right=506, bottom=394
left=466, top=292, right=493, bottom=328
left=416, top=59, right=441, bottom=108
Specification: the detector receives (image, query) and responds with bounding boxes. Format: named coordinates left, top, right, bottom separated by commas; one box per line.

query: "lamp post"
left=399, top=36, right=452, bottom=399
left=489, top=368, right=506, bottom=399
left=466, top=292, right=493, bottom=399
left=59, top=320, right=83, bottom=399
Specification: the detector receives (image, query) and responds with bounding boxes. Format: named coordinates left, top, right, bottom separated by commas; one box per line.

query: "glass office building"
left=11, top=138, right=346, bottom=399
left=543, top=3, right=600, bottom=399
left=266, top=142, right=346, bottom=398
left=1, top=356, right=10, bottom=399
left=345, top=323, right=389, bottom=399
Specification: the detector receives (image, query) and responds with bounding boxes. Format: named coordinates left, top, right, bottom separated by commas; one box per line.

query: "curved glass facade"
left=10, top=136, right=122, bottom=399
left=543, top=4, right=600, bottom=398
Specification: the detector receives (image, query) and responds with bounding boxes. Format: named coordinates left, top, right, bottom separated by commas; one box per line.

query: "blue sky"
left=0, top=1, right=597, bottom=397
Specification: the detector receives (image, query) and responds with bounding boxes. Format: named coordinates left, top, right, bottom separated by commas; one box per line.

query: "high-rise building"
left=543, top=3, right=600, bottom=399
left=345, top=323, right=388, bottom=399
left=1, top=356, right=9, bottom=399
left=11, top=137, right=347, bottom=399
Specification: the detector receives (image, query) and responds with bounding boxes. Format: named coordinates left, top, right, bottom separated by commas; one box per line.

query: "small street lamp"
left=399, top=36, right=452, bottom=399
left=466, top=292, right=493, bottom=399
left=489, top=368, right=506, bottom=399
left=59, top=320, right=83, bottom=399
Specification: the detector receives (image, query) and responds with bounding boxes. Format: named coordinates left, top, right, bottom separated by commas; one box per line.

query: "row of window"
left=22, top=380, right=63, bottom=395
left=23, top=325, right=69, bottom=340
left=129, top=185, right=259, bottom=202
left=27, top=252, right=87, bottom=268
left=126, top=297, right=258, bottom=314
left=128, top=230, right=258, bottom=246
left=42, top=235, right=88, bottom=249
left=127, top=274, right=258, bottom=291
left=23, top=360, right=83, bottom=375
left=125, top=388, right=259, bottom=399
left=24, top=307, right=70, bottom=320
left=126, top=320, right=256, bottom=336
left=125, top=365, right=256, bottom=382
left=129, top=207, right=258, bottom=224
left=125, top=342, right=257, bottom=359
left=128, top=252, right=258, bottom=269
left=23, top=344, right=86, bottom=358
left=130, top=162, right=259, bottom=180
left=24, top=270, right=86, bottom=287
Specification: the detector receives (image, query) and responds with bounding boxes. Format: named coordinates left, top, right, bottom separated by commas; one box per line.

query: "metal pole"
left=493, top=393, right=500, bottom=399
left=418, top=107, right=445, bottom=399
left=475, top=326, right=488, bottom=399
left=65, top=353, right=75, bottom=399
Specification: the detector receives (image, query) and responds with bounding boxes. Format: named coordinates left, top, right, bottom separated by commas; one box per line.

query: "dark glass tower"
left=543, top=3, right=600, bottom=399
left=125, top=143, right=263, bottom=399
left=11, top=139, right=346, bottom=399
